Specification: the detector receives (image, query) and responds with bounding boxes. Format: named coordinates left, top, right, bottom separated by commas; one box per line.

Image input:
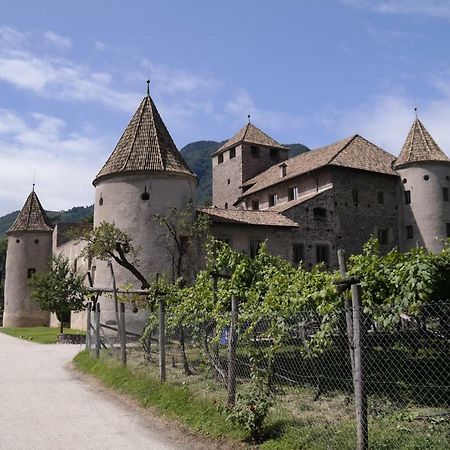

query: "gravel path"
left=0, top=333, right=191, bottom=450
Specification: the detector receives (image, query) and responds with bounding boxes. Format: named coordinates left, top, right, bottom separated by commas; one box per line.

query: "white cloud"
left=0, top=109, right=109, bottom=215
left=320, top=90, right=450, bottom=156
left=44, top=31, right=72, bottom=49
left=222, top=90, right=305, bottom=132
left=340, top=0, right=450, bottom=20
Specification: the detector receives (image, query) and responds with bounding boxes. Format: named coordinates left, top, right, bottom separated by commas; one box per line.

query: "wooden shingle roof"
left=241, top=135, right=396, bottom=197
left=212, top=122, right=288, bottom=156
left=7, top=190, right=53, bottom=234
left=394, top=119, right=450, bottom=168
left=94, top=94, right=196, bottom=185
left=199, top=207, right=298, bottom=228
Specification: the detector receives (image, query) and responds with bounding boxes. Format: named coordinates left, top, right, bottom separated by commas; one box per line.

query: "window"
left=73, top=258, right=78, bottom=273
left=270, top=148, right=279, bottom=158
left=229, top=147, right=236, bottom=159
left=405, top=190, right=411, bottom=204
left=378, top=228, right=388, bottom=245
left=292, top=243, right=304, bottom=265
left=443, top=188, right=449, bottom=202
left=218, top=153, right=224, bottom=164
left=447, top=223, right=450, bottom=238
left=251, top=200, right=260, bottom=210
left=249, top=240, right=263, bottom=258
left=217, top=237, right=231, bottom=246
left=279, top=163, right=287, bottom=178
left=268, top=194, right=277, bottom=207
left=288, top=187, right=298, bottom=201
left=377, top=191, right=384, bottom=204
left=406, top=225, right=414, bottom=239
left=315, top=245, right=329, bottom=266
left=352, top=189, right=359, bottom=205
left=251, top=145, right=260, bottom=157
left=424, top=175, right=430, bottom=181
left=27, top=268, right=36, bottom=279
left=224, top=202, right=228, bottom=209
left=313, top=207, right=327, bottom=221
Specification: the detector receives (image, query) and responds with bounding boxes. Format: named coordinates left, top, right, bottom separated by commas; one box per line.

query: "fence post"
left=228, top=295, right=239, bottom=405
left=337, top=250, right=356, bottom=381
left=85, top=302, right=92, bottom=352
left=351, top=284, right=368, bottom=450
left=159, top=296, right=166, bottom=383
left=95, top=302, right=101, bottom=359
left=119, top=302, right=127, bottom=366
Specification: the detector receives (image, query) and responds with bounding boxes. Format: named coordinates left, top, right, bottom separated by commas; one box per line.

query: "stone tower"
left=394, top=118, right=450, bottom=253
left=3, top=190, right=53, bottom=327
left=92, top=85, right=197, bottom=332
left=212, top=121, right=289, bottom=209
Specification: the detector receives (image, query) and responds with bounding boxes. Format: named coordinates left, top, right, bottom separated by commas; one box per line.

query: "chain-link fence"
left=86, top=290, right=450, bottom=449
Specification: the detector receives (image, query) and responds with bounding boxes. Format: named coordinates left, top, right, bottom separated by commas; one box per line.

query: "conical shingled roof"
left=212, top=122, right=288, bottom=156
left=394, top=119, right=450, bottom=169
left=7, top=190, right=53, bottom=234
left=94, top=94, right=196, bottom=185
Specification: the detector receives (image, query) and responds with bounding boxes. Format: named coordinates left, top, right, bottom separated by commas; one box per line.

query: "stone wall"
left=331, top=167, right=402, bottom=256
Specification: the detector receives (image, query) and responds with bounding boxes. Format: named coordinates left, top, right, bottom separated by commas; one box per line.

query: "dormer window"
left=229, top=147, right=236, bottom=159
left=218, top=153, right=224, bottom=164
left=288, top=187, right=298, bottom=201
left=269, top=194, right=277, bottom=207
left=279, top=163, right=287, bottom=178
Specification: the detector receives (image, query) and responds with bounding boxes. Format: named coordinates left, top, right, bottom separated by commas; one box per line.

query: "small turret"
left=395, top=118, right=450, bottom=252
left=3, top=190, right=53, bottom=327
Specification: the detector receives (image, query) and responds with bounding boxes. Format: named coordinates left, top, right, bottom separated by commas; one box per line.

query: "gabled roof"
left=94, top=94, right=196, bottom=185
left=241, top=135, right=396, bottom=197
left=212, top=122, right=288, bottom=156
left=8, top=190, right=53, bottom=234
left=199, top=207, right=298, bottom=228
left=268, top=187, right=333, bottom=213
left=394, top=119, right=450, bottom=168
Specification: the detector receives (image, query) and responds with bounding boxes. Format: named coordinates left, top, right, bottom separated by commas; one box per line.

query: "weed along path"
left=0, top=333, right=200, bottom=450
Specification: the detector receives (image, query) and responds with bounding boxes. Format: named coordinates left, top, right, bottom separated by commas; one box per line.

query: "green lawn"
left=0, top=326, right=85, bottom=344
left=74, top=351, right=449, bottom=449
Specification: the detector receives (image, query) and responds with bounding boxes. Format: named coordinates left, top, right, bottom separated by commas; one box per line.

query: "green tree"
left=80, top=221, right=149, bottom=289
left=30, top=254, right=87, bottom=333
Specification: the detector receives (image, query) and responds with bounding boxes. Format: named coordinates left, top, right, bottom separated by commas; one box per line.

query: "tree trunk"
left=60, top=320, right=64, bottom=334
left=178, top=324, right=192, bottom=375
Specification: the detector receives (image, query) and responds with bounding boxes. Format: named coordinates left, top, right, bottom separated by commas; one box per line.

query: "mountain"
left=0, top=205, right=94, bottom=236
left=180, top=141, right=310, bottom=205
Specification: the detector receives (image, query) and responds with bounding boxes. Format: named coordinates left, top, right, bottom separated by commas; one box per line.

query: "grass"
left=0, top=326, right=85, bottom=344
left=74, top=350, right=449, bottom=449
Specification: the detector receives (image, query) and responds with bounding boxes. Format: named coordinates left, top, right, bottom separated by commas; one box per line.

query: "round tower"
left=92, top=83, right=197, bottom=332
left=3, top=190, right=53, bottom=327
left=394, top=118, right=450, bottom=253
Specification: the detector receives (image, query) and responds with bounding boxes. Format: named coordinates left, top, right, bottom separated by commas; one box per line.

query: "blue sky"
left=1, top=0, right=450, bottom=215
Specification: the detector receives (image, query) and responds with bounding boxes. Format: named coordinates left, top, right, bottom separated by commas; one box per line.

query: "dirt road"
left=0, top=333, right=196, bottom=450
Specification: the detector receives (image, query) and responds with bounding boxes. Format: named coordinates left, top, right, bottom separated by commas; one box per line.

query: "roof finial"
left=146, top=79, right=150, bottom=96
left=247, top=114, right=251, bottom=124
left=414, top=107, right=418, bottom=119
left=32, top=169, right=36, bottom=192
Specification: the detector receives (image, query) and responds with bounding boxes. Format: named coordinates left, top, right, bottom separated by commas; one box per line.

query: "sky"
left=1, top=0, right=450, bottom=216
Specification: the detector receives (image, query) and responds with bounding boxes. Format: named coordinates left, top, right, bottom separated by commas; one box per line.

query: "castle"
left=3, top=86, right=450, bottom=329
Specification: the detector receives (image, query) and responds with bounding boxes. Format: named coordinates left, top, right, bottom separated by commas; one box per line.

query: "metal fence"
left=86, top=289, right=449, bottom=449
